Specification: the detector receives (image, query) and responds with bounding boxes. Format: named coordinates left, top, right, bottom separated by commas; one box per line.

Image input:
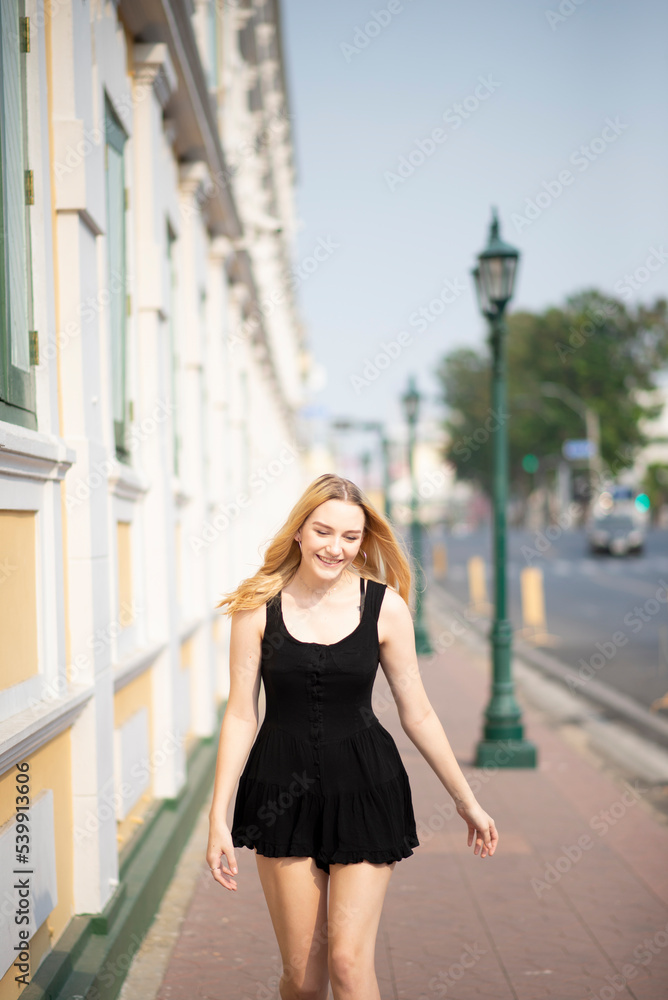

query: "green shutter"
left=0, top=0, right=36, bottom=429
left=104, top=95, right=128, bottom=460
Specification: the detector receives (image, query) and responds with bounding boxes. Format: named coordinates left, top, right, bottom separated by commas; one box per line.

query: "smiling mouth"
left=316, top=554, right=342, bottom=566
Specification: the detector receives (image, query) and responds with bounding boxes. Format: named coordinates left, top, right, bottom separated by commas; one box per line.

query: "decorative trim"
left=133, top=43, right=178, bottom=110
left=0, top=424, right=76, bottom=483
left=178, top=160, right=211, bottom=204
left=108, top=457, right=150, bottom=502
left=0, top=685, right=92, bottom=774
left=113, top=641, right=167, bottom=693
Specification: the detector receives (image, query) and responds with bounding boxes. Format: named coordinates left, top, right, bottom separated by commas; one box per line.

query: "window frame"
left=104, top=93, right=129, bottom=462
left=0, top=0, right=36, bottom=430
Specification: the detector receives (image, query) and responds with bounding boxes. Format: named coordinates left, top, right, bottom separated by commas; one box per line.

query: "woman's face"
left=297, top=500, right=365, bottom=576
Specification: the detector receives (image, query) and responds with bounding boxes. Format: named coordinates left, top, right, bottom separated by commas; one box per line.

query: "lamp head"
left=476, top=207, right=520, bottom=313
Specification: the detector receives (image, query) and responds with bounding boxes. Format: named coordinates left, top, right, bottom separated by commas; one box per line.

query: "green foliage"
left=641, top=463, right=668, bottom=522
left=436, top=290, right=668, bottom=497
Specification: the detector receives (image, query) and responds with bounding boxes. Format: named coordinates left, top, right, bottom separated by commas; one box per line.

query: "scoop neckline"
left=278, top=576, right=368, bottom=647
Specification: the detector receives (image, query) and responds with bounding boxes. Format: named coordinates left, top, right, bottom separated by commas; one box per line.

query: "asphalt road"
left=417, top=522, right=668, bottom=714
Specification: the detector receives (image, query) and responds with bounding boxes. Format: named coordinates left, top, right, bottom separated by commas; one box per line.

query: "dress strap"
left=362, top=579, right=387, bottom=623
left=359, top=575, right=365, bottom=621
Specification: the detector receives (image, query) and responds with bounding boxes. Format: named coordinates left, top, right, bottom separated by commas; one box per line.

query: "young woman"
left=207, top=473, right=498, bottom=1000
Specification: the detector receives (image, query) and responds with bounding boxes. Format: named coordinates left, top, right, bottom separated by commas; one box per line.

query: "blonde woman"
left=207, top=473, right=498, bottom=1000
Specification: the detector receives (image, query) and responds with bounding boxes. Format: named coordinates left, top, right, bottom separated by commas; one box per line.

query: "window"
left=0, top=0, right=36, bottom=429
left=167, top=223, right=180, bottom=476
left=104, top=95, right=129, bottom=461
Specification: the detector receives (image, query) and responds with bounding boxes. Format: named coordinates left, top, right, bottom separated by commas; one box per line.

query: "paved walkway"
left=120, top=596, right=668, bottom=1000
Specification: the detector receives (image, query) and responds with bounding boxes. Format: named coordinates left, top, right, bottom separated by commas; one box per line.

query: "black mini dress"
left=231, top=576, right=420, bottom=874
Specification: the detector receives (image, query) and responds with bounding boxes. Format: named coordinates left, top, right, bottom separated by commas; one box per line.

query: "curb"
left=428, top=580, right=668, bottom=753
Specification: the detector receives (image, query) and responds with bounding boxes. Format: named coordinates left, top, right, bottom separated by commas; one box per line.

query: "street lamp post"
left=401, top=375, right=433, bottom=655
left=331, top=419, right=393, bottom=520
left=471, top=209, right=537, bottom=768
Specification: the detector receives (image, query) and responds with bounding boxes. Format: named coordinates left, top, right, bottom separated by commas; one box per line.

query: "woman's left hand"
left=455, top=798, right=498, bottom=858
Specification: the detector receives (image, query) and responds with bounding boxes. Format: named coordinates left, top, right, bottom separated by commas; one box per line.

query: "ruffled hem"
left=231, top=834, right=419, bottom=873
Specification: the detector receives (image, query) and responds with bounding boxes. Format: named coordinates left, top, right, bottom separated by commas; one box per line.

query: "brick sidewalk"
left=129, top=603, right=668, bottom=1000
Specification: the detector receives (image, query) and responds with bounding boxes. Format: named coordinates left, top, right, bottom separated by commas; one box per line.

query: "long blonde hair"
left=216, top=473, right=412, bottom=615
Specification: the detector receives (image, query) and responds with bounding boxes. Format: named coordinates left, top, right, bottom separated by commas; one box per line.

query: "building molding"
left=0, top=685, right=93, bottom=773
left=0, top=425, right=76, bottom=483
left=133, top=42, right=178, bottom=110
left=113, top=641, right=167, bottom=693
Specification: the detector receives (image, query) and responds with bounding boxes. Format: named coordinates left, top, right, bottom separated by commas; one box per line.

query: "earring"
left=361, top=549, right=367, bottom=566
left=297, top=539, right=302, bottom=551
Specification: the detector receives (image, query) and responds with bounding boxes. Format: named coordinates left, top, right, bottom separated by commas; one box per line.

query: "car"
left=587, top=514, right=644, bottom=556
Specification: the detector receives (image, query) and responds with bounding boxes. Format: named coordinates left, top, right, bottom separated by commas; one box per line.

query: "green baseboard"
left=21, top=703, right=225, bottom=1000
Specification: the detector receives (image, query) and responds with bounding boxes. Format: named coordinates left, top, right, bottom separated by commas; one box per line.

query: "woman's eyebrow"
left=312, top=521, right=362, bottom=533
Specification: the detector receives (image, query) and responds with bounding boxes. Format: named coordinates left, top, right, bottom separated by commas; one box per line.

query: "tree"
left=641, top=463, right=668, bottom=525
left=436, top=290, right=668, bottom=498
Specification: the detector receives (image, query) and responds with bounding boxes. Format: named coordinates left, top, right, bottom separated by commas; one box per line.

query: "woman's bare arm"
left=208, top=604, right=265, bottom=822
left=377, top=588, right=498, bottom=856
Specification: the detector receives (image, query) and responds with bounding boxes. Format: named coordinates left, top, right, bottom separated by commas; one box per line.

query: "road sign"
left=562, top=439, right=595, bottom=461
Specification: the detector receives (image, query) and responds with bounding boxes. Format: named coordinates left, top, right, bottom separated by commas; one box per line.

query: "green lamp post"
left=472, top=209, right=537, bottom=768
left=401, top=375, right=433, bottom=655
left=332, top=419, right=393, bottom=520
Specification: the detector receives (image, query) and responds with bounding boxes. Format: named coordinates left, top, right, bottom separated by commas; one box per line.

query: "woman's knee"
left=328, top=944, right=372, bottom=989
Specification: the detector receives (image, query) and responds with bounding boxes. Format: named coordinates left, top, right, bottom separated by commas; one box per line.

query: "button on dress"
left=231, top=576, right=420, bottom=874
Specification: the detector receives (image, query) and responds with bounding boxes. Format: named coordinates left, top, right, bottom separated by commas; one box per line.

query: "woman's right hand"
left=206, top=814, right=238, bottom=890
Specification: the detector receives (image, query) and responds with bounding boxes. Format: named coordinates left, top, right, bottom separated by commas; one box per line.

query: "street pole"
left=331, top=419, right=393, bottom=522
left=472, top=209, right=537, bottom=768
left=380, top=431, right=392, bottom=521
left=475, top=309, right=536, bottom=766
left=403, top=378, right=433, bottom=655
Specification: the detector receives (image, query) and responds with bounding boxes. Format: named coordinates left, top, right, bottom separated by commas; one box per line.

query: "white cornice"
left=0, top=685, right=92, bottom=773
left=133, top=43, right=178, bottom=110
left=0, top=425, right=76, bottom=483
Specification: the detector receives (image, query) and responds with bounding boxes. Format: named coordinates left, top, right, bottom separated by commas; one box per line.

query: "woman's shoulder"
left=229, top=600, right=269, bottom=643
left=376, top=582, right=407, bottom=615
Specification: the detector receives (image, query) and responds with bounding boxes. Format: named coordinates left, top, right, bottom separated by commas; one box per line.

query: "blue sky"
left=279, top=0, right=668, bottom=461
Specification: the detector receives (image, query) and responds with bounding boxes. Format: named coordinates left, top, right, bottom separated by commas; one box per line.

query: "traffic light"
left=522, top=454, right=539, bottom=474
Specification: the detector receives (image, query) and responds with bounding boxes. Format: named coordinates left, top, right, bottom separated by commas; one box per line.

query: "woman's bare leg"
left=255, top=852, right=331, bottom=1000
left=327, top=860, right=396, bottom=1000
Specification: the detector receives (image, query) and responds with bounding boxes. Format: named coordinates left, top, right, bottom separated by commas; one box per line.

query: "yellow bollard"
left=433, top=542, right=447, bottom=579
left=467, top=556, right=491, bottom=615
left=518, top=566, right=561, bottom=647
